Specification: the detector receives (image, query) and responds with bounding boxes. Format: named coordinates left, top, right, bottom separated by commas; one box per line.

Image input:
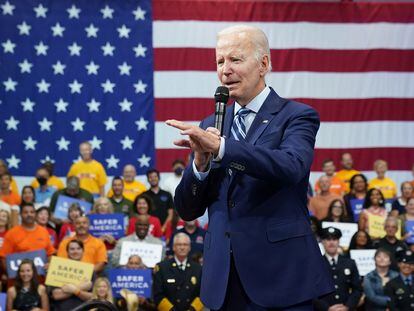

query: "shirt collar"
left=325, top=253, right=339, bottom=264
left=401, top=273, right=412, bottom=282
left=234, top=86, right=270, bottom=115
left=174, top=256, right=187, bottom=267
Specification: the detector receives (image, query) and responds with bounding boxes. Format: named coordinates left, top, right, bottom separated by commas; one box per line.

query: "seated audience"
left=358, top=188, right=388, bottom=239
left=0, top=208, right=10, bottom=247
left=50, top=240, right=93, bottom=309
left=57, top=216, right=107, bottom=273
left=36, top=206, right=58, bottom=249
left=314, top=159, right=347, bottom=196
left=112, top=215, right=164, bottom=268
left=336, top=152, right=360, bottom=193
left=375, top=217, right=407, bottom=271
left=6, top=259, right=49, bottom=311
left=162, top=159, right=185, bottom=196
left=153, top=233, right=203, bottom=311
left=369, top=159, right=397, bottom=200
left=384, top=250, right=414, bottom=310
left=33, top=167, right=56, bottom=205
left=108, top=176, right=134, bottom=218
left=0, top=203, right=55, bottom=274
left=363, top=248, right=399, bottom=311
left=30, top=161, right=65, bottom=191
left=167, top=220, right=206, bottom=257
left=398, top=197, right=414, bottom=246
left=125, top=254, right=146, bottom=269
left=309, top=176, right=343, bottom=220
left=127, top=194, right=163, bottom=238
left=91, top=197, right=117, bottom=251
left=0, top=172, right=21, bottom=206
left=391, top=181, right=413, bottom=216
left=349, top=230, right=374, bottom=251
left=21, top=185, right=36, bottom=205
left=0, top=160, right=19, bottom=194
left=58, top=202, right=83, bottom=242
left=91, top=277, right=114, bottom=305
left=322, top=199, right=351, bottom=223
left=343, top=174, right=368, bottom=220
left=107, top=164, right=146, bottom=202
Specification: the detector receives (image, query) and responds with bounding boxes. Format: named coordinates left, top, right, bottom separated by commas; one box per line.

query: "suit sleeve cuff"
left=212, top=137, right=225, bottom=162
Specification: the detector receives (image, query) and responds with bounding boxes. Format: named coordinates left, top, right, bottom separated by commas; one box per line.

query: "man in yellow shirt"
left=107, top=164, right=146, bottom=202
left=336, top=152, right=360, bottom=193
left=67, top=141, right=107, bottom=197
left=369, top=159, right=397, bottom=199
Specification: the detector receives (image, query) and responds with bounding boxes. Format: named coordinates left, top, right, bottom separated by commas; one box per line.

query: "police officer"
left=314, top=227, right=363, bottom=311
left=153, top=232, right=203, bottom=311
left=384, top=249, right=414, bottom=310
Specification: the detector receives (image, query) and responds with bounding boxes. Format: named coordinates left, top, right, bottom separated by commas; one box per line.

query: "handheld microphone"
left=214, top=86, right=229, bottom=136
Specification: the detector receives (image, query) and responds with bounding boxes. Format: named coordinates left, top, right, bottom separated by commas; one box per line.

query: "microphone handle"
left=214, top=101, right=226, bottom=136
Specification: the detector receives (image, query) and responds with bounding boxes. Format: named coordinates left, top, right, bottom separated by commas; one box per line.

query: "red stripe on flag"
left=153, top=1, right=414, bottom=23
left=156, top=148, right=414, bottom=172
left=155, top=98, right=414, bottom=122
left=154, top=48, right=414, bottom=72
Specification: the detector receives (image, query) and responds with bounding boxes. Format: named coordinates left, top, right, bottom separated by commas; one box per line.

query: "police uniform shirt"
left=384, top=274, right=414, bottom=311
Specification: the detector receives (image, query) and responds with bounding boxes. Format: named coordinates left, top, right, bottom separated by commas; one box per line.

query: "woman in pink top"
left=128, top=194, right=162, bottom=238
left=358, top=188, right=388, bottom=238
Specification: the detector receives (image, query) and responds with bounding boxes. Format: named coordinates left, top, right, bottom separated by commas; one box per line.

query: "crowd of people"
left=0, top=142, right=413, bottom=310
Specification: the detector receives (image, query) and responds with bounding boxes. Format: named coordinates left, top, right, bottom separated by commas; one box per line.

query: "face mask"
left=174, top=167, right=184, bottom=176
left=36, top=176, right=47, bottom=186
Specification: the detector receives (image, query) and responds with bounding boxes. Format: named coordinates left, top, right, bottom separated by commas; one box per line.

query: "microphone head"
left=214, top=86, right=229, bottom=103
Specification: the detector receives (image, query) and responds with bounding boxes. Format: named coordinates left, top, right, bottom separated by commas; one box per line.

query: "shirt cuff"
left=192, top=160, right=210, bottom=181
left=212, top=137, right=225, bottom=162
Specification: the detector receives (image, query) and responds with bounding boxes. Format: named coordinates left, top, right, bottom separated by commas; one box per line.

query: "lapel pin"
left=263, top=120, right=269, bottom=123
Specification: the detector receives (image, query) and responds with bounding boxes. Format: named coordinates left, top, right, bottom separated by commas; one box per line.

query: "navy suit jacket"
left=174, top=88, right=334, bottom=309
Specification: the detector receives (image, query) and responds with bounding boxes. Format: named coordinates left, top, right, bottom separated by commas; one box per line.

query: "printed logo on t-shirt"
left=160, top=195, right=168, bottom=202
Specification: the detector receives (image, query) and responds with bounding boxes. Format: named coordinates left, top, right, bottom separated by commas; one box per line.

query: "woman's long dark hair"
left=133, top=193, right=154, bottom=214
left=14, top=259, right=39, bottom=293
left=21, top=185, right=36, bottom=204
left=349, top=230, right=373, bottom=250
left=349, top=174, right=368, bottom=193
left=362, top=188, right=385, bottom=210
left=324, top=199, right=349, bottom=222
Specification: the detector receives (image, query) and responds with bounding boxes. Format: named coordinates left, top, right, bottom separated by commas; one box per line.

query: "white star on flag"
left=71, top=118, right=85, bottom=131
left=68, top=42, right=82, bottom=56
left=68, top=80, right=83, bottom=94
left=133, top=44, right=147, bottom=57
left=34, top=41, right=48, bottom=56
left=120, top=136, right=134, bottom=150
left=6, top=154, right=20, bottom=169
left=19, top=59, right=33, bottom=73
left=23, top=136, right=37, bottom=150
left=106, top=155, right=120, bottom=169
left=138, top=154, right=151, bottom=167
left=119, top=98, right=133, bottom=112
left=104, top=117, right=118, bottom=131
left=101, top=5, right=114, bottom=19
left=56, top=137, right=70, bottom=151
left=72, top=156, right=82, bottom=164
left=117, top=25, right=131, bottom=38
left=40, top=155, right=55, bottom=164
left=132, top=6, right=146, bottom=20
left=118, top=62, right=132, bottom=76
left=67, top=5, right=81, bottom=19
left=134, top=80, right=147, bottom=94
left=0, top=139, right=3, bottom=149
left=1, top=1, right=15, bottom=15
left=101, top=42, right=115, bottom=56
left=17, top=21, right=31, bottom=35
left=3, top=77, right=17, bottom=92
left=52, top=61, right=66, bottom=75
left=34, top=4, right=48, bottom=18
left=90, top=136, right=102, bottom=150
left=37, top=79, right=51, bottom=93
left=38, top=118, right=52, bottom=131
left=101, top=79, right=115, bottom=93
left=54, top=98, right=68, bottom=112
left=2, top=39, right=16, bottom=53
left=85, top=61, right=99, bottom=75
left=21, top=98, right=35, bottom=112
left=86, top=98, right=100, bottom=112
left=135, top=117, right=149, bottom=131
left=85, top=24, right=99, bottom=38
left=5, top=116, right=19, bottom=130
left=51, top=23, right=65, bottom=37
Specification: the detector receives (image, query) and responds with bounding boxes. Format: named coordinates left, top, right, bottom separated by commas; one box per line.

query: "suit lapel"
left=223, top=103, right=235, bottom=139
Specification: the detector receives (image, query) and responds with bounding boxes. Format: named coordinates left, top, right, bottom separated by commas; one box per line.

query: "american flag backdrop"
left=1, top=0, right=414, bottom=186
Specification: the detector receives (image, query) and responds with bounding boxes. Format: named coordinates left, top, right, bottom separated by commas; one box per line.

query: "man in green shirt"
left=108, top=176, right=134, bottom=217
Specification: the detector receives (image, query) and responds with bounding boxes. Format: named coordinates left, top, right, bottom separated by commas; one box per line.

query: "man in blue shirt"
left=34, top=167, right=56, bottom=204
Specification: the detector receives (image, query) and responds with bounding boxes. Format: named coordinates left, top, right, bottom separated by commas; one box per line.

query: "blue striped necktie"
left=231, top=107, right=251, bottom=141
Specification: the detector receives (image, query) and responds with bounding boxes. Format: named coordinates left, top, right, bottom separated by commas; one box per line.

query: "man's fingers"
left=206, top=127, right=220, bottom=136
left=173, top=139, right=191, bottom=148
left=165, top=119, right=192, bottom=131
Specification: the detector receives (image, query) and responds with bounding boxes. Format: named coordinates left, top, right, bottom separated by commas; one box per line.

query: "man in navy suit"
left=166, top=25, right=333, bottom=310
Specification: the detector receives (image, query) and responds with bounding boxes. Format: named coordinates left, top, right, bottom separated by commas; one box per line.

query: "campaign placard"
left=350, top=249, right=376, bottom=276
left=322, top=222, right=358, bottom=249
left=54, top=195, right=92, bottom=220
left=119, top=241, right=163, bottom=268
left=6, top=249, right=47, bottom=278
left=405, top=220, right=414, bottom=244
left=349, top=199, right=364, bottom=222
left=0, top=293, right=5, bottom=311
left=88, top=213, right=125, bottom=239
left=368, top=214, right=402, bottom=239
left=109, top=269, right=152, bottom=298
left=45, top=256, right=94, bottom=287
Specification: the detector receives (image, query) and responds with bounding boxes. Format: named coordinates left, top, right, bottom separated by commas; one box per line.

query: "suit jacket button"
left=225, top=232, right=230, bottom=238
left=228, top=200, right=235, bottom=208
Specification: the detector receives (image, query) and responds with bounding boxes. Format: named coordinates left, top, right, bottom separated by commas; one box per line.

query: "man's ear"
left=259, top=54, right=270, bottom=76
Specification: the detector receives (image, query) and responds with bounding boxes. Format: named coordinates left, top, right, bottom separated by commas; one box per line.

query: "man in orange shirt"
left=57, top=216, right=107, bottom=273
left=0, top=173, right=21, bottom=206
left=309, top=176, right=343, bottom=220
left=336, top=153, right=360, bottom=193
left=314, top=159, right=346, bottom=196
left=0, top=203, right=55, bottom=272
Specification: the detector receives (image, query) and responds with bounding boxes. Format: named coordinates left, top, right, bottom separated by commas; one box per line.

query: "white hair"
left=173, top=232, right=191, bottom=245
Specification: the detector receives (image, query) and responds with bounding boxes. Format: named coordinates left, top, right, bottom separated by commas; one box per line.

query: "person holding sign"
left=91, top=277, right=114, bottom=305
left=358, top=189, right=388, bottom=239
left=6, top=259, right=49, bottom=311
left=314, top=227, right=362, bottom=311
left=91, top=197, right=117, bottom=251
